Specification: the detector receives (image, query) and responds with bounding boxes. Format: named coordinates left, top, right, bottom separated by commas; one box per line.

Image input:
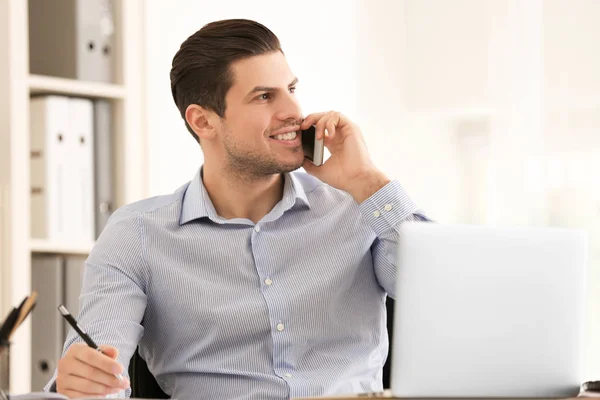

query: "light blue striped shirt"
left=46, top=168, right=427, bottom=399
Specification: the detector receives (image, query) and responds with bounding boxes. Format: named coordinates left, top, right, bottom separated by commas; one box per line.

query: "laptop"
left=391, top=222, right=588, bottom=398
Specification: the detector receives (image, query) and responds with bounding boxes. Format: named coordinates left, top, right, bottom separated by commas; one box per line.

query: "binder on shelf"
left=30, top=96, right=96, bottom=243
left=31, top=255, right=85, bottom=391
left=63, top=255, right=86, bottom=336
left=28, top=0, right=115, bottom=83
left=31, top=255, right=64, bottom=391
left=67, top=98, right=96, bottom=243
left=30, top=96, right=71, bottom=241
left=93, top=100, right=114, bottom=238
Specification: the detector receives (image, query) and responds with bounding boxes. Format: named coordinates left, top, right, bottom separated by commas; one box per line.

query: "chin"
left=277, top=159, right=304, bottom=173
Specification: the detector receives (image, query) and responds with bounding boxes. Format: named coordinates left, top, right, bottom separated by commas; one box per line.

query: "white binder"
left=30, top=96, right=96, bottom=242
left=30, top=96, right=70, bottom=241
left=67, top=98, right=95, bottom=242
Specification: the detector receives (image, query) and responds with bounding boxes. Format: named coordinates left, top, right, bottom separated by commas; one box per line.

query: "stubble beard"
left=221, top=122, right=303, bottom=181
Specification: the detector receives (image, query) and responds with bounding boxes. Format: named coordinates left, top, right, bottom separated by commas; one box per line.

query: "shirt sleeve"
left=358, top=180, right=431, bottom=298
left=43, top=206, right=148, bottom=397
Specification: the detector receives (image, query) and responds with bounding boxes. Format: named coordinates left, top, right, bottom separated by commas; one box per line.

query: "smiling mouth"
left=270, top=131, right=298, bottom=141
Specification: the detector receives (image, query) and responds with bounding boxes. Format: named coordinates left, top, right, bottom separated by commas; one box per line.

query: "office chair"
left=128, top=298, right=395, bottom=398
left=128, top=348, right=169, bottom=399
left=383, top=296, right=394, bottom=389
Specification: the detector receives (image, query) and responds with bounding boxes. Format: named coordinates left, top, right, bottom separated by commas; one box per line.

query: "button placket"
left=252, top=223, right=289, bottom=379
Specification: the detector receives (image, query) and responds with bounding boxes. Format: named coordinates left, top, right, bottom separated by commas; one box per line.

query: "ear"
left=185, top=104, right=216, bottom=141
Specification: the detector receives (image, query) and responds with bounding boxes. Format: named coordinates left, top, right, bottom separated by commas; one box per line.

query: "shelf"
left=28, top=74, right=126, bottom=99
left=30, top=239, right=94, bottom=255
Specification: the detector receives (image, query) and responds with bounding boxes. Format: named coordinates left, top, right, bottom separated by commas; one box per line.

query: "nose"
left=275, top=91, right=302, bottom=123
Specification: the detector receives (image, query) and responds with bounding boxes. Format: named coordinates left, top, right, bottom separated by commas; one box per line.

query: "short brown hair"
left=170, top=19, right=283, bottom=143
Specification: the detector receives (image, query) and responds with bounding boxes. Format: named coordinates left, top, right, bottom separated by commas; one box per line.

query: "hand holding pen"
left=55, top=305, right=130, bottom=398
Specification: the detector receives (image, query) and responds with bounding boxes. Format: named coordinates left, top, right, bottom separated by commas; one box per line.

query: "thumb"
left=302, top=158, right=320, bottom=177
left=99, top=345, right=119, bottom=360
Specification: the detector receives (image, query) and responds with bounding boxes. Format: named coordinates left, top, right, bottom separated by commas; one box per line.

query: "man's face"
left=216, top=51, right=304, bottom=177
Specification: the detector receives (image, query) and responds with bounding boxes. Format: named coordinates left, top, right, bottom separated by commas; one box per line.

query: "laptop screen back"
left=391, top=222, right=587, bottom=398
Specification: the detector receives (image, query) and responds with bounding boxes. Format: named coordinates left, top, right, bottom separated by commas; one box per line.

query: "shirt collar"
left=180, top=167, right=311, bottom=225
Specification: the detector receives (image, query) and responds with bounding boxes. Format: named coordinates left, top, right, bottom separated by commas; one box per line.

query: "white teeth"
left=274, top=131, right=297, bottom=141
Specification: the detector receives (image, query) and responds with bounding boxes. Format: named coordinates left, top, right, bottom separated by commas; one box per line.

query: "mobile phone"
left=301, top=125, right=324, bottom=166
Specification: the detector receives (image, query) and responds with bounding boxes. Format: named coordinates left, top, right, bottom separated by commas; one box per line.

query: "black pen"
left=57, top=305, right=124, bottom=381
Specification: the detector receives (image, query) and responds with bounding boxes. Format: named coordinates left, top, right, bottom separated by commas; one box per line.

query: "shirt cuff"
left=358, top=180, right=420, bottom=236
left=43, top=367, right=58, bottom=392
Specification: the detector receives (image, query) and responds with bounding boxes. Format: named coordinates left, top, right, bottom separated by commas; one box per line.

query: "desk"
left=293, top=390, right=589, bottom=399
left=295, top=397, right=584, bottom=400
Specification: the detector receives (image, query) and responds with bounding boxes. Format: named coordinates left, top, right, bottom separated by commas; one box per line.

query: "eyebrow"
left=246, top=77, right=299, bottom=98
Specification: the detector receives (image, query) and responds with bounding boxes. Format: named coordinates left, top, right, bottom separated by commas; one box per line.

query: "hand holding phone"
left=301, top=125, right=324, bottom=166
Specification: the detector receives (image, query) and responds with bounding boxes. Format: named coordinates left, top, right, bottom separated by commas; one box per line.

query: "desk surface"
left=294, top=398, right=585, bottom=400
left=292, top=388, right=600, bottom=399
left=293, top=393, right=589, bottom=400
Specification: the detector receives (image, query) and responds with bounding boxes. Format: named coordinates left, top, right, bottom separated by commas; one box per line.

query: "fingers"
left=98, top=344, right=119, bottom=360
left=56, top=343, right=129, bottom=398
left=325, top=118, right=337, bottom=141
left=300, top=112, right=328, bottom=129
left=301, top=111, right=343, bottom=141
left=65, top=356, right=127, bottom=388
left=74, top=344, right=123, bottom=376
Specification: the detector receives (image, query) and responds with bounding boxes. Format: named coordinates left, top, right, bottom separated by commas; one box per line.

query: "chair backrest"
left=128, top=348, right=169, bottom=399
left=128, top=298, right=395, bottom=396
left=383, top=296, right=394, bottom=389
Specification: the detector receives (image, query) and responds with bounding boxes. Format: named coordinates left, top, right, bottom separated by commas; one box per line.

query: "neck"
left=202, top=164, right=285, bottom=224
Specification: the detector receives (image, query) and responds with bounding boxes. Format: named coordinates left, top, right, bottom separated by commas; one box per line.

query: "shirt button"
left=254, top=225, right=261, bottom=232
left=264, top=278, right=273, bottom=286
left=276, top=323, right=285, bottom=332
left=384, top=203, right=393, bottom=211
left=373, top=210, right=381, bottom=218
left=284, top=373, right=293, bottom=378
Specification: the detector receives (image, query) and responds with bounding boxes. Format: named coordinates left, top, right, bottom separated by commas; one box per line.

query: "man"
left=46, top=19, right=428, bottom=399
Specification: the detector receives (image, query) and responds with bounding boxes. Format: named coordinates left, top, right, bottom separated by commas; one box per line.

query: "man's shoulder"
left=111, top=182, right=190, bottom=220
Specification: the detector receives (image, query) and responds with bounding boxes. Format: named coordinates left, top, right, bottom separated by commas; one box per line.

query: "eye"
left=257, top=93, right=271, bottom=101
left=289, top=87, right=296, bottom=94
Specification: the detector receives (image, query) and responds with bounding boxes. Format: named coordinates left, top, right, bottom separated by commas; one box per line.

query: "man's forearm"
left=345, top=169, right=391, bottom=204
